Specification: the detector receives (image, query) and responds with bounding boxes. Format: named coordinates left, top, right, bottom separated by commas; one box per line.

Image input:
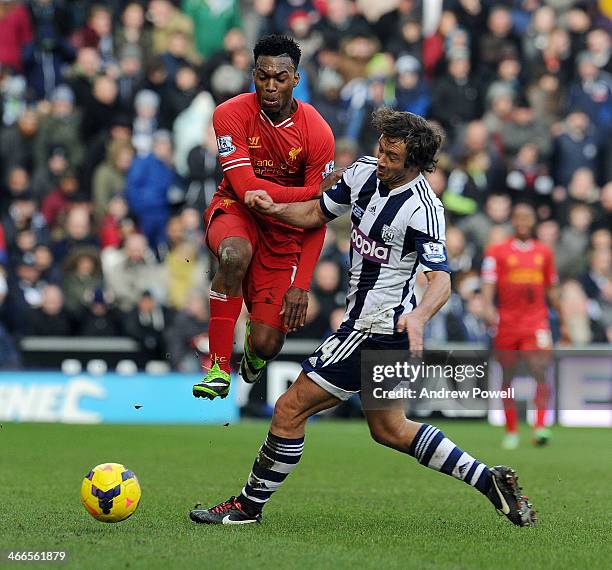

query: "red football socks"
left=535, top=383, right=550, bottom=429
left=503, top=395, right=518, bottom=434
left=208, top=291, right=243, bottom=373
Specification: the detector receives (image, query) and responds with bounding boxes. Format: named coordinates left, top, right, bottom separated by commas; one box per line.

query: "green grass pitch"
left=1, top=420, right=610, bottom=569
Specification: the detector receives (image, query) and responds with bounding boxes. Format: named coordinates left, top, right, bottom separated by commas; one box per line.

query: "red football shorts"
left=204, top=196, right=297, bottom=332
left=494, top=322, right=553, bottom=368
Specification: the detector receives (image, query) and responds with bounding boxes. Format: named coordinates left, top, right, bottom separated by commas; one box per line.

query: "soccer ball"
left=80, top=463, right=141, bottom=523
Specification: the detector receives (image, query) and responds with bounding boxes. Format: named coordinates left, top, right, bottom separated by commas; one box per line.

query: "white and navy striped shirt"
left=320, top=157, right=449, bottom=335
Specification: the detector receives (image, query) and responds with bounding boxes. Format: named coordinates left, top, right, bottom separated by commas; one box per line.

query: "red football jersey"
left=482, top=238, right=558, bottom=330
left=212, top=93, right=335, bottom=258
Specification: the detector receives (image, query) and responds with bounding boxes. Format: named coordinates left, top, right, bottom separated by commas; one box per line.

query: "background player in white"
left=189, top=109, right=536, bottom=528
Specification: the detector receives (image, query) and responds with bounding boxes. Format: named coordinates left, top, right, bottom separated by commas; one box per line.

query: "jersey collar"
left=378, top=172, right=424, bottom=197
left=511, top=238, right=535, bottom=251
left=258, top=100, right=300, bottom=129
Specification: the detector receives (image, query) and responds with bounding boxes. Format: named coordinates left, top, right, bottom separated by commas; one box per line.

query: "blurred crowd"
left=0, top=0, right=610, bottom=370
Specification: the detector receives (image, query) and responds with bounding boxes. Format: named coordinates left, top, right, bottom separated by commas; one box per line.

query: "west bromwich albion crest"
left=381, top=224, right=395, bottom=243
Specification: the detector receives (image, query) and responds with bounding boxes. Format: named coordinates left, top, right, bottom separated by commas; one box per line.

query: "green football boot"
left=193, top=361, right=231, bottom=400
left=239, top=320, right=268, bottom=384
left=533, top=427, right=552, bottom=447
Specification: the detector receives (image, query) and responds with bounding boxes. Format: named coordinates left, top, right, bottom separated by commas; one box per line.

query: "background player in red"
left=193, top=35, right=338, bottom=400
left=482, top=202, right=569, bottom=449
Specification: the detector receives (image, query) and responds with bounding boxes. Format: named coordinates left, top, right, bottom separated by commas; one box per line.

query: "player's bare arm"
left=397, top=271, right=451, bottom=355
left=246, top=191, right=329, bottom=228
left=245, top=166, right=343, bottom=215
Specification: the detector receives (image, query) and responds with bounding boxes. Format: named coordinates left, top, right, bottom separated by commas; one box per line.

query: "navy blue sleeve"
left=415, top=235, right=450, bottom=272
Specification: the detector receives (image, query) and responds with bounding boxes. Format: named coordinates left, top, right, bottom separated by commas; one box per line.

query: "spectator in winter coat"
left=32, top=145, right=70, bottom=200
left=0, top=108, right=39, bottom=179
left=311, top=68, right=347, bottom=139
left=124, top=289, right=171, bottom=360
left=477, top=6, right=521, bottom=80
left=1, top=190, right=47, bottom=250
left=0, top=0, right=33, bottom=72
left=394, top=55, right=431, bottom=117
left=500, top=106, right=552, bottom=159
left=132, top=89, right=159, bottom=156
left=6, top=252, right=47, bottom=335
left=458, top=193, right=512, bottom=256
left=182, top=0, right=241, bottom=59
left=159, top=30, right=201, bottom=84
left=103, top=233, right=166, bottom=312
left=552, top=111, right=601, bottom=187
left=315, top=0, right=371, bottom=50
left=81, top=75, right=121, bottom=144
left=22, top=30, right=76, bottom=100
left=1, top=166, right=31, bottom=216
left=79, top=288, right=123, bottom=337
left=71, top=4, right=114, bottom=67
left=33, top=85, right=83, bottom=173
left=66, top=47, right=102, bottom=107
left=116, top=44, right=145, bottom=113
left=61, top=247, right=103, bottom=323
left=114, top=2, right=153, bottom=67
left=580, top=247, right=612, bottom=331
left=566, top=52, right=612, bottom=140
left=560, top=280, right=608, bottom=344
left=41, top=171, right=79, bottom=231
left=26, top=283, right=70, bottom=335
left=431, top=48, right=481, bottom=137
left=99, top=195, right=132, bottom=250
left=160, top=63, right=199, bottom=128
left=51, top=206, right=99, bottom=264
left=149, top=0, right=196, bottom=59
left=125, top=130, right=176, bottom=252
left=164, top=215, right=205, bottom=310
left=183, top=123, right=221, bottom=211
left=92, top=140, right=134, bottom=222
left=556, top=203, right=593, bottom=280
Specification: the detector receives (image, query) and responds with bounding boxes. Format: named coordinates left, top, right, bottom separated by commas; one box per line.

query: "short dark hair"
left=372, top=108, right=443, bottom=173
left=512, top=200, right=537, bottom=213
left=253, top=35, right=301, bottom=69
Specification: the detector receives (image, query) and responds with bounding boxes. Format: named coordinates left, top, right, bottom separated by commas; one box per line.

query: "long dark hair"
left=372, top=108, right=443, bottom=173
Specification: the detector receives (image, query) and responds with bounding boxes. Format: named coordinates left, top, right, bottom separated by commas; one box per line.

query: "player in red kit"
left=482, top=203, right=568, bottom=449
left=193, top=35, right=338, bottom=400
